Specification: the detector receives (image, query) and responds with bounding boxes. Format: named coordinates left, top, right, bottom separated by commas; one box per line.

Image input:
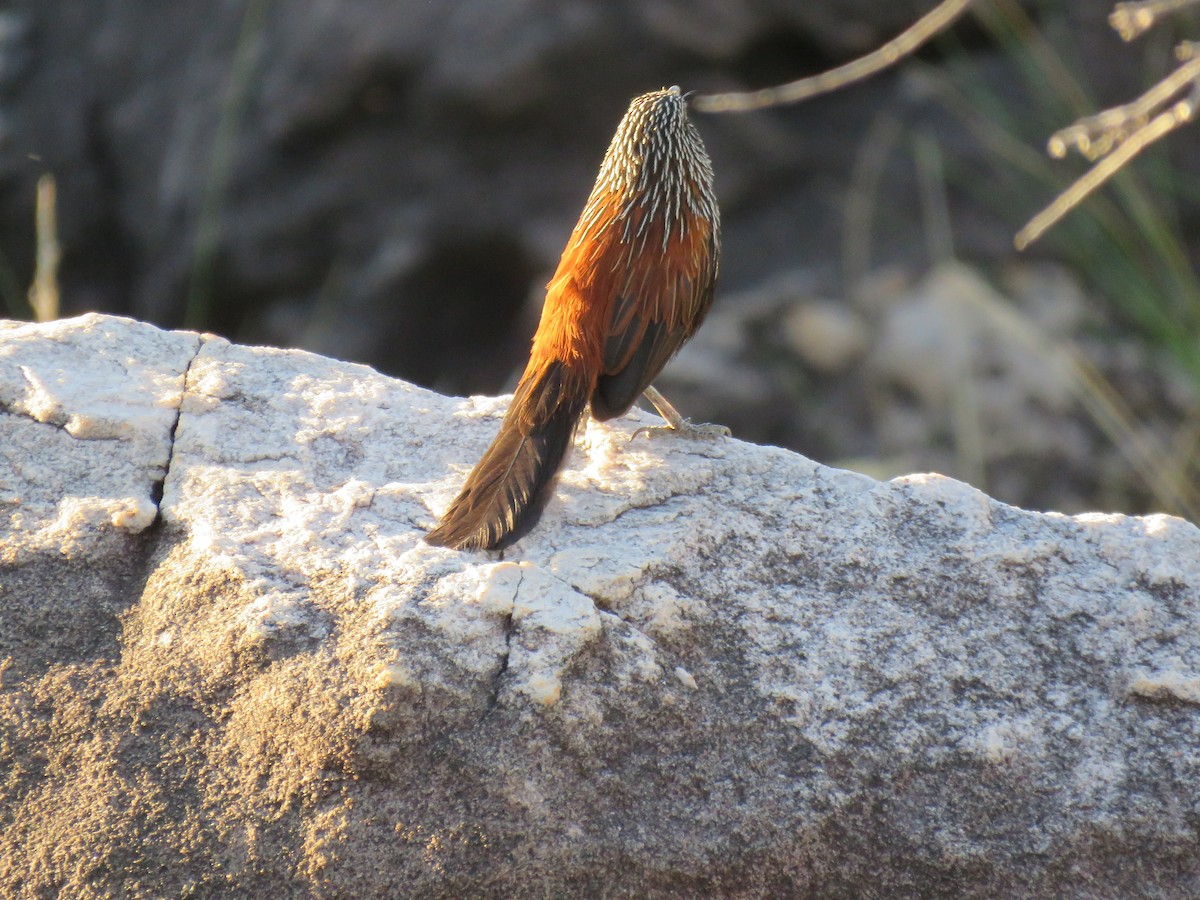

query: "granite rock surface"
left=2, top=314, right=1199, bottom=897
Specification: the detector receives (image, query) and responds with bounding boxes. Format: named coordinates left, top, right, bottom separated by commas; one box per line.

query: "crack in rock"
left=0, top=366, right=73, bottom=435
left=0, top=403, right=71, bottom=434
left=485, top=582, right=520, bottom=717
left=150, top=336, right=205, bottom=522
left=603, top=490, right=688, bottom=528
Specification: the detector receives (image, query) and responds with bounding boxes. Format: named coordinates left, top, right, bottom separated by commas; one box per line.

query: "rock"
left=0, top=314, right=198, bottom=676
left=784, top=301, right=869, bottom=373
left=0, top=315, right=197, bottom=548
left=873, top=263, right=1078, bottom=414
left=2, top=313, right=1200, bottom=896
left=859, top=261, right=1200, bottom=515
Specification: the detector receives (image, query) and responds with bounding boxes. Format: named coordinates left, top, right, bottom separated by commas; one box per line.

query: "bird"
left=425, top=85, right=722, bottom=552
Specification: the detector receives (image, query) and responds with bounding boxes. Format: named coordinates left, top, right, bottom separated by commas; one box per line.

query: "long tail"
left=425, top=361, right=589, bottom=551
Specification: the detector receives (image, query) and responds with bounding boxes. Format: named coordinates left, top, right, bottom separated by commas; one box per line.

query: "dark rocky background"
left=1, top=0, right=1198, bottom=516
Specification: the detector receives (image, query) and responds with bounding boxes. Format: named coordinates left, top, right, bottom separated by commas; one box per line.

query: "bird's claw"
left=630, top=420, right=731, bottom=441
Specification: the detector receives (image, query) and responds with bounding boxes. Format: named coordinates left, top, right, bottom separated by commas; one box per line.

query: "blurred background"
left=1, top=0, right=1198, bottom=520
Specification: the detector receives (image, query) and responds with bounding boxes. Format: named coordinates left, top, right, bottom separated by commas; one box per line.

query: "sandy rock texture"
left=2, top=314, right=1200, bottom=897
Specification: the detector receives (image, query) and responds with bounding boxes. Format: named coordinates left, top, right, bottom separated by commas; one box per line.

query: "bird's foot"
left=632, top=384, right=730, bottom=441
left=631, top=419, right=730, bottom=441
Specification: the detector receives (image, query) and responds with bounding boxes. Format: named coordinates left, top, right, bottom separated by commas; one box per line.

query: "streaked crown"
left=580, top=86, right=719, bottom=251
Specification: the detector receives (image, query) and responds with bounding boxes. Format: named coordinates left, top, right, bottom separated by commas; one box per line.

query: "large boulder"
left=2, top=314, right=1199, bottom=896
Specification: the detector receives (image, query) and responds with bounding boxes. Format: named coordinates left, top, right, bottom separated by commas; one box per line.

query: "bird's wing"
left=590, top=222, right=717, bottom=421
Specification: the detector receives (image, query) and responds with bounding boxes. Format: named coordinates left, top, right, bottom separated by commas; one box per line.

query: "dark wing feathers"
left=592, top=317, right=681, bottom=421
left=590, top=264, right=716, bottom=421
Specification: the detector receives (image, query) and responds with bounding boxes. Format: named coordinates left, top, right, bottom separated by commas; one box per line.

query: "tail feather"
left=426, top=363, right=587, bottom=551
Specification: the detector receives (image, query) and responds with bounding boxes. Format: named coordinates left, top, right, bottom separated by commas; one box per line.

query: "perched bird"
left=426, top=85, right=722, bottom=551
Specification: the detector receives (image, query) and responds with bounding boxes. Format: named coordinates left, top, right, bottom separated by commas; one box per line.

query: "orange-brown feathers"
left=426, top=86, right=720, bottom=551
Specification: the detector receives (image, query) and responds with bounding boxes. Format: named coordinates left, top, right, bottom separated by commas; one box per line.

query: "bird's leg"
left=631, top=384, right=731, bottom=440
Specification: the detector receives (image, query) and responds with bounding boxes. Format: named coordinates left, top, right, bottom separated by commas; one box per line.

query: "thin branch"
left=1047, top=42, right=1200, bottom=161
left=691, top=0, right=974, bottom=114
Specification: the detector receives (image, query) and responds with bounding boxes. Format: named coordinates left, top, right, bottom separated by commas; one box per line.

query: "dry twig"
left=692, top=0, right=973, bottom=113
left=1016, top=0, right=1200, bottom=249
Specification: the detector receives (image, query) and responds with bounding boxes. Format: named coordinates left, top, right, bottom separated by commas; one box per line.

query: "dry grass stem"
left=842, top=114, right=903, bottom=301
left=957, top=270, right=1200, bottom=520
left=29, top=174, right=60, bottom=323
